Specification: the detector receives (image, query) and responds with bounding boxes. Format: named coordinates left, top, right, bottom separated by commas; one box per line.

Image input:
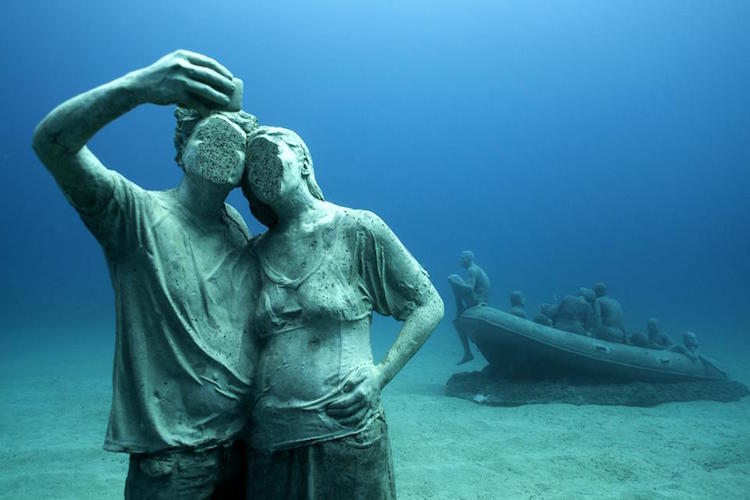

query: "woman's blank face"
left=245, top=136, right=302, bottom=204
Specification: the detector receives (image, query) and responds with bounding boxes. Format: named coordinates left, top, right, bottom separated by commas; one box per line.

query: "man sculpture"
left=32, top=51, right=257, bottom=499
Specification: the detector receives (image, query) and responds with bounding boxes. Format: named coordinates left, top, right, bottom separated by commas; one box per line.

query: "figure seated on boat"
left=591, top=282, right=627, bottom=343
left=533, top=303, right=555, bottom=326
left=669, top=331, right=700, bottom=361
left=449, top=250, right=491, bottom=365
left=629, top=317, right=674, bottom=349
left=538, top=290, right=595, bottom=336
left=508, top=290, right=527, bottom=319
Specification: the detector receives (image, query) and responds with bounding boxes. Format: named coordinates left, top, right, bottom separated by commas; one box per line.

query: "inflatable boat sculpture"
left=447, top=305, right=748, bottom=406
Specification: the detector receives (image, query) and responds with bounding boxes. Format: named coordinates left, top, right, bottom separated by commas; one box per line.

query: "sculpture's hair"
left=242, top=126, right=324, bottom=228
left=461, top=250, right=475, bottom=261
left=510, top=290, right=525, bottom=306
left=173, top=107, right=258, bottom=170
left=578, top=287, right=596, bottom=302
left=592, top=282, right=607, bottom=297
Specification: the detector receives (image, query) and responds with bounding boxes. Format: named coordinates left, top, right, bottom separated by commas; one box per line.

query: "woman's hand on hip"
left=325, top=365, right=384, bottom=427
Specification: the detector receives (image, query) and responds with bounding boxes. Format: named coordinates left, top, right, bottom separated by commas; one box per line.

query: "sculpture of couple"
left=32, top=50, right=444, bottom=499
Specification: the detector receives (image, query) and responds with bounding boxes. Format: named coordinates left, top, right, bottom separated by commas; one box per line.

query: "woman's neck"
left=273, top=190, right=327, bottom=231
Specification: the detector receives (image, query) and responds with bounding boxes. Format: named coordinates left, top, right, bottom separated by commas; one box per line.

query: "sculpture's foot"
left=457, top=353, right=474, bottom=365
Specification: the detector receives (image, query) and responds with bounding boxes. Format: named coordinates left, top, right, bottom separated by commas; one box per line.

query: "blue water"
left=4, top=1, right=748, bottom=346
left=1, top=2, right=748, bottom=354
left=1, top=1, right=749, bottom=498
left=2, top=0, right=749, bottom=417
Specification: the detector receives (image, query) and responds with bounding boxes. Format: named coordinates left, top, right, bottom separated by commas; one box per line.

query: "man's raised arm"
left=32, top=50, right=237, bottom=209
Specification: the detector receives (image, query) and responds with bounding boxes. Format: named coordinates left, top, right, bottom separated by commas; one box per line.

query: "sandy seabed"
left=1, top=325, right=749, bottom=500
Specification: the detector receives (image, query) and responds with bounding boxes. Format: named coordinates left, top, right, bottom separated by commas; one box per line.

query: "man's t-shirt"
left=73, top=170, right=257, bottom=454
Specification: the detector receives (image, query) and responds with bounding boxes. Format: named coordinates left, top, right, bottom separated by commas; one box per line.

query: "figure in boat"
left=448, top=250, right=490, bottom=365
left=507, top=291, right=527, bottom=319
left=590, top=282, right=627, bottom=343
left=534, top=288, right=596, bottom=336
left=629, top=317, right=674, bottom=349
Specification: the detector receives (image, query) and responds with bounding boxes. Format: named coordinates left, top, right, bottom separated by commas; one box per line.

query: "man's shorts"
left=124, top=440, right=245, bottom=500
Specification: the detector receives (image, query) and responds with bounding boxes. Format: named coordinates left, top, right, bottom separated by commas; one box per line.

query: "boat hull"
left=455, top=306, right=727, bottom=382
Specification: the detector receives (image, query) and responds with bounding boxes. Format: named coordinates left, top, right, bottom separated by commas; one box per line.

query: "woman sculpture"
left=242, top=126, right=444, bottom=499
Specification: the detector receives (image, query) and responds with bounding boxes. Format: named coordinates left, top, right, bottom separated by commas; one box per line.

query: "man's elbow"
left=31, top=121, right=52, bottom=163
left=31, top=120, right=69, bottom=169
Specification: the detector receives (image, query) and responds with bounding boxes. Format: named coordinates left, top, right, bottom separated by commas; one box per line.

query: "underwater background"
left=1, top=1, right=749, bottom=498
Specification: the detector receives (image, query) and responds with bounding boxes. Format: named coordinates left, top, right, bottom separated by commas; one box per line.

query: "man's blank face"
left=182, top=115, right=247, bottom=186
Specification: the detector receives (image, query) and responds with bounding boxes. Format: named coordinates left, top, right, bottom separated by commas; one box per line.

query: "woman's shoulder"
left=330, top=205, right=389, bottom=234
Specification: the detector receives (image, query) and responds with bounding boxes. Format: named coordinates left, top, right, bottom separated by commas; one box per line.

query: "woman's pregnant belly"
left=256, top=319, right=374, bottom=403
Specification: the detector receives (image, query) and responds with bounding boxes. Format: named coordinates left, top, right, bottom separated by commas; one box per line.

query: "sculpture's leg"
left=450, top=282, right=476, bottom=364
left=125, top=444, right=245, bottom=500
left=450, top=281, right=468, bottom=318
left=455, top=326, right=475, bottom=365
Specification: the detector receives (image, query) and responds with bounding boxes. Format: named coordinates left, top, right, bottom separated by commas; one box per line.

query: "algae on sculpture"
left=32, top=50, right=257, bottom=498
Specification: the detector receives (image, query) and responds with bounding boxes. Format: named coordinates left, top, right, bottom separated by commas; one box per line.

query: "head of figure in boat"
left=578, top=287, right=596, bottom=303
left=242, top=126, right=324, bottom=227
left=647, top=318, right=660, bottom=337
left=175, top=108, right=256, bottom=187
left=460, top=250, right=474, bottom=268
left=592, top=282, right=607, bottom=298
left=682, top=331, right=698, bottom=351
left=510, top=290, right=525, bottom=307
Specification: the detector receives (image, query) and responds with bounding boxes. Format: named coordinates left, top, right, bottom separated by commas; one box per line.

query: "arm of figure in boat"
left=467, top=265, right=482, bottom=292
left=591, top=299, right=603, bottom=329
left=541, top=303, right=559, bottom=321
left=32, top=50, right=236, bottom=209
left=668, top=344, right=699, bottom=362
left=583, top=309, right=594, bottom=335
left=448, top=273, right=472, bottom=293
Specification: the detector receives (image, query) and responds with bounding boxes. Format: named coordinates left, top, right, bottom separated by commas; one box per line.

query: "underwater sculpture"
left=536, top=289, right=595, bottom=336
left=449, top=275, right=744, bottom=405
left=241, top=126, right=444, bottom=499
left=591, top=282, right=627, bottom=343
left=448, top=250, right=491, bottom=364
left=508, top=290, right=527, bottom=319
left=629, top=317, right=674, bottom=349
left=460, top=303, right=728, bottom=382
left=668, top=331, right=725, bottom=376
left=32, top=51, right=257, bottom=498
left=670, top=331, right=700, bottom=361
